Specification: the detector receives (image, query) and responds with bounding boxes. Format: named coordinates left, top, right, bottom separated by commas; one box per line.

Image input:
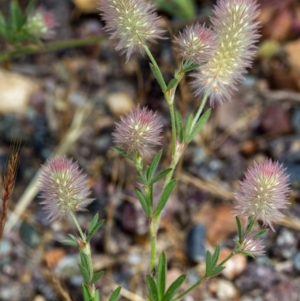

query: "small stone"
left=186, top=224, right=206, bottom=263
left=106, top=92, right=134, bottom=116
left=118, top=201, right=148, bottom=236
left=265, top=281, right=298, bottom=301
left=260, top=105, right=292, bottom=135
left=0, top=70, right=39, bottom=114
left=33, top=296, right=46, bottom=301
left=72, top=0, right=98, bottom=12
left=240, top=140, right=257, bottom=156
left=291, top=108, right=300, bottom=133
left=219, top=248, right=247, bottom=280
left=216, top=279, right=239, bottom=301
left=166, top=268, right=183, bottom=288
left=44, top=248, right=66, bottom=267
left=235, top=263, right=275, bottom=293
left=55, top=255, right=81, bottom=284
left=293, top=252, right=300, bottom=273
left=206, top=205, right=236, bottom=245
left=19, top=221, right=41, bottom=248
left=274, top=229, right=297, bottom=259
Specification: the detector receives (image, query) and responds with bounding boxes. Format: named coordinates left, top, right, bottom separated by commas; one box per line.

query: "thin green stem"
left=168, top=103, right=177, bottom=161
left=190, top=93, right=208, bottom=131
left=69, top=210, right=86, bottom=242
left=150, top=218, right=157, bottom=274
left=0, top=36, right=106, bottom=61
left=171, top=276, right=208, bottom=301
left=143, top=45, right=167, bottom=91
left=218, top=251, right=235, bottom=267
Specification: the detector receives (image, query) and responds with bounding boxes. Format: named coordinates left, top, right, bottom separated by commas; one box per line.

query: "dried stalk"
left=0, top=143, right=20, bottom=240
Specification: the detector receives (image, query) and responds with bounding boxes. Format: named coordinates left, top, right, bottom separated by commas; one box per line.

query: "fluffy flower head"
left=113, top=106, right=163, bottom=156
left=100, top=0, right=164, bottom=61
left=240, top=232, right=265, bottom=256
left=234, top=160, right=290, bottom=230
left=39, top=157, right=94, bottom=221
left=175, top=24, right=216, bottom=64
left=192, top=0, right=260, bottom=105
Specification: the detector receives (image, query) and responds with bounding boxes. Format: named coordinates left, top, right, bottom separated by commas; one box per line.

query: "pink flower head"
left=113, top=106, right=163, bottom=156
left=240, top=232, right=265, bottom=256
left=39, top=157, right=94, bottom=221
left=174, top=23, right=216, bottom=64
left=25, top=8, right=56, bottom=39
left=100, top=0, right=165, bottom=61
left=234, top=160, right=290, bottom=231
left=192, top=0, right=260, bottom=105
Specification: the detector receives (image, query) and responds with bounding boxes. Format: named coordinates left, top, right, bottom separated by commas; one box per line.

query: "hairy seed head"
left=234, top=159, right=290, bottom=231
left=100, top=0, right=165, bottom=61
left=39, top=157, right=94, bottom=221
left=175, top=23, right=216, bottom=64
left=192, top=0, right=260, bottom=105
left=113, top=106, right=163, bottom=156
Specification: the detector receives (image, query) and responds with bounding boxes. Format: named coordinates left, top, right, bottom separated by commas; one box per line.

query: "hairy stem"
left=69, top=210, right=86, bottom=242
left=190, top=93, right=208, bottom=132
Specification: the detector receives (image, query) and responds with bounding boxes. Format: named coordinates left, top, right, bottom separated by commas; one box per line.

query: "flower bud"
left=39, top=157, right=94, bottom=221
left=234, top=160, right=290, bottom=230
left=192, top=0, right=260, bottom=104
left=100, top=0, right=165, bottom=61
left=174, top=24, right=216, bottom=64
left=25, top=8, right=56, bottom=39
left=239, top=232, right=265, bottom=256
left=113, top=106, right=163, bottom=156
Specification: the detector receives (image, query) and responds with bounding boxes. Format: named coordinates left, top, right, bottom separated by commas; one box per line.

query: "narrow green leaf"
left=149, top=63, right=167, bottom=92
left=134, top=187, right=151, bottom=217
left=80, top=252, right=89, bottom=270
left=154, top=179, right=177, bottom=217
left=112, top=146, right=133, bottom=161
left=182, top=63, right=200, bottom=73
left=88, top=213, right=99, bottom=235
left=25, top=0, right=36, bottom=16
left=235, top=216, right=242, bottom=240
left=151, top=168, right=173, bottom=184
left=0, top=13, right=7, bottom=37
left=94, top=290, right=100, bottom=301
left=186, top=109, right=211, bottom=144
left=68, top=233, right=78, bottom=241
left=157, top=253, right=167, bottom=300
left=245, top=216, right=256, bottom=236
left=166, top=78, right=178, bottom=91
left=109, top=286, right=122, bottom=301
left=184, top=114, right=193, bottom=140
left=146, top=275, right=159, bottom=301
left=212, top=245, right=220, bottom=267
left=60, top=239, right=78, bottom=247
left=175, top=110, right=183, bottom=142
left=82, top=284, right=92, bottom=301
left=87, top=220, right=104, bottom=242
left=137, top=175, right=148, bottom=186
left=240, top=250, right=255, bottom=258
left=10, top=1, right=22, bottom=31
left=207, top=265, right=225, bottom=277
left=161, top=274, right=186, bottom=301
left=79, top=264, right=90, bottom=283
left=253, top=229, right=269, bottom=239
left=91, top=270, right=104, bottom=283
left=148, top=150, right=162, bottom=182
left=205, top=251, right=213, bottom=275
